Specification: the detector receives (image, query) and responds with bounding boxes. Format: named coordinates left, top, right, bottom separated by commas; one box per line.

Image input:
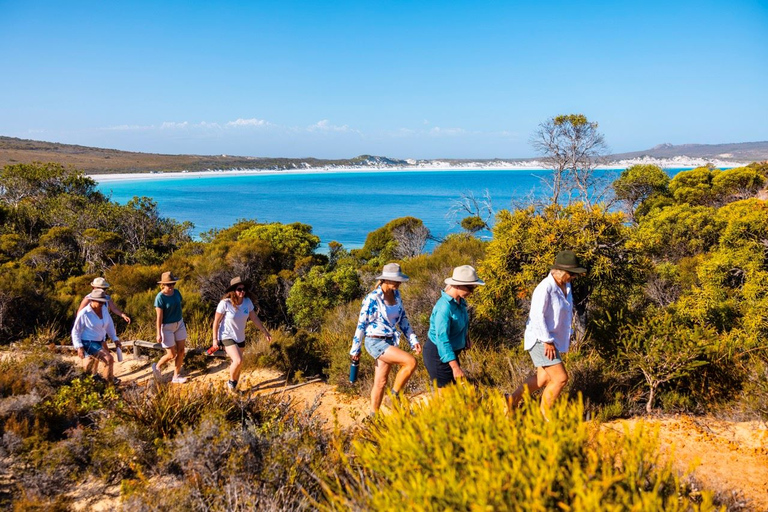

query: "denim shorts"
left=81, top=339, right=103, bottom=357
left=528, top=341, right=563, bottom=368
left=364, top=336, right=395, bottom=359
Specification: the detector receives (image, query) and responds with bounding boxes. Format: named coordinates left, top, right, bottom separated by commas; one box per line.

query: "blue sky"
left=1, top=0, right=766, bottom=159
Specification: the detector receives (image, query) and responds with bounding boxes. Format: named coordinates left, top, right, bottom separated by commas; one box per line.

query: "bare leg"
left=509, top=367, right=550, bottom=407
left=173, top=339, right=186, bottom=377
left=157, top=347, right=176, bottom=370
left=378, top=346, right=417, bottom=394
left=539, top=363, right=568, bottom=416
left=224, top=344, right=243, bottom=382
left=94, top=349, right=115, bottom=382
left=370, top=358, right=392, bottom=413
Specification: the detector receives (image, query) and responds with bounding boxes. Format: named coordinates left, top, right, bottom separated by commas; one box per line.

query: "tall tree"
left=530, top=114, right=608, bottom=207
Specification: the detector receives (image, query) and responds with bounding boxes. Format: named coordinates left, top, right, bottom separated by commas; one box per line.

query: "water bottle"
left=115, top=347, right=123, bottom=362
left=349, top=357, right=359, bottom=383
left=207, top=345, right=219, bottom=355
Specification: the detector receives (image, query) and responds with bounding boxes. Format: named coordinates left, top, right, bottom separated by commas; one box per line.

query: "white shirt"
left=71, top=304, right=118, bottom=349
left=523, top=274, right=573, bottom=353
left=216, top=297, right=254, bottom=343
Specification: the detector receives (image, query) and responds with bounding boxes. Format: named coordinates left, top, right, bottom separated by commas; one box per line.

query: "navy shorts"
left=423, top=338, right=462, bottom=388
left=81, top=339, right=103, bottom=357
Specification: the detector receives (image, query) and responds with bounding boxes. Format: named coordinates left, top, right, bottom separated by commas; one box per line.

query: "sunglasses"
left=235, top=287, right=246, bottom=292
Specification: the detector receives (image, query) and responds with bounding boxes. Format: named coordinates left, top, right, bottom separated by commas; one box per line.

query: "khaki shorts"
left=160, top=320, right=187, bottom=348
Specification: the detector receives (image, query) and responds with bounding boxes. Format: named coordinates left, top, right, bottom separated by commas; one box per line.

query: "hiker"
left=350, top=263, right=421, bottom=414
left=152, top=271, right=188, bottom=384
left=211, top=276, right=272, bottom=392
left=507, top=250, right=587, bottom=416
left=77, top=277, right=131, bottom=324
left=424, top=265, right=485, bottom=388
left=72, top=288, right=122, bottom=385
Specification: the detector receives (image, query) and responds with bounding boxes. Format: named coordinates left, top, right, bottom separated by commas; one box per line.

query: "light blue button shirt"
left=523, top=273, right=573, bottom=353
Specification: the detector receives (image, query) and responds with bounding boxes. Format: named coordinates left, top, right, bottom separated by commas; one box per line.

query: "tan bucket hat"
left=158, top=271, right=180, bottom=284
left=376, top=263, right=410, bottom=282
left=445, top=265, right=485, bottom=286
left=225, top=276, right=250, bottom=292
left=90, top=277, right=110, bottom=288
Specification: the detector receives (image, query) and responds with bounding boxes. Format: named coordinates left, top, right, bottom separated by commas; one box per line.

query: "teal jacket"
left=428, top=290, right=469, bottom=363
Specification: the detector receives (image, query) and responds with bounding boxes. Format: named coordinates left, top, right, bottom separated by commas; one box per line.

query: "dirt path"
left=605, top=416, right=768, bottom=510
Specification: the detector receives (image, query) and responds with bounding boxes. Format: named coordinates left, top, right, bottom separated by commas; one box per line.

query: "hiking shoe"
left=171, top=375, right=188, bottom=384
left=151, top=363, right=161, bottom=381
left=227, top=380, right=237, bottom=392
left=111, top=377, right=121, bottom=386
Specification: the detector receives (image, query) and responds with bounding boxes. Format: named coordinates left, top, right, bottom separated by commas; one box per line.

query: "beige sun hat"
left=90, top=277, right=110, bottom=288
left=88, top=288, right=109, bottom=303
left=444, top=265, right=485, bottom=286
left=157, top=271, right=180, bottom=284
left=376, top=263, right=409, bottom=282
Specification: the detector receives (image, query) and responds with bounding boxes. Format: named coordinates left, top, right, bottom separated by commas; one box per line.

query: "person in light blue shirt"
left=507, top=250, right=587, bottom=416
left=350, top=263, right=421, bottom=414
left=424, top=265, right=485, bottom=388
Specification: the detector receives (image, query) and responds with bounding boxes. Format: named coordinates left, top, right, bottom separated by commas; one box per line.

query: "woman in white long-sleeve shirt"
left=71, top=288, right=123, bottom=385
left=508, top=250, right=586, bottom=416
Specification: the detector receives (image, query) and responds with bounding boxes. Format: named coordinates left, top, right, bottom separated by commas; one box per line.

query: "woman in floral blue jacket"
left=350, top=263, right=421, bottom=414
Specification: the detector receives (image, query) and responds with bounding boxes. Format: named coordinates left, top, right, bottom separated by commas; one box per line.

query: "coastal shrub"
left=35, top=375, right=119, bottom=438
left=266, top=328, right=326, bottom=380
left=286, top=263, right=361, bottom=330
left=739, top=356, right=768, bottom=422
left=669, top=166, right=717, bottom=205
left=351, top=216, right=429, bottom=268
left=320, top=383, right=714, bottom=510
left=123, top=393, right=346, bottom=511
left=118, top=383, right=240, bottom=439
left=618, top=310, right=711, bottom=414
left=612, top=163, right=671, bottom=221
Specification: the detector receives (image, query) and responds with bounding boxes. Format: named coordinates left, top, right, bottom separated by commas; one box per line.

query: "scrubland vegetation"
left=1, top=158, right=767, bottom=509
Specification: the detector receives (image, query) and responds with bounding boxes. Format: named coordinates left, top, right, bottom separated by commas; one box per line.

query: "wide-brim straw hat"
left=550, top=250, right=587, bottom=274
left=88, top=288, right=108, bottom=303
left=376, top=263, right=409, bottom=282
left=158, top=271, right=180, bottom=284
left=225, top=276, right=250, bottom=292
left=90, top=277, right=110, bottom=288
left=445, top=265, right=485, bottom=286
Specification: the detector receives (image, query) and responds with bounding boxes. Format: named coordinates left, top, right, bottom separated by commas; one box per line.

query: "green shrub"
left=320, top=383, right=715, bottom=511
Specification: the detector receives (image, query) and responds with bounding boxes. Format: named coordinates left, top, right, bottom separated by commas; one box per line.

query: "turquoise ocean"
left=96, top=169, right=686, bottom=249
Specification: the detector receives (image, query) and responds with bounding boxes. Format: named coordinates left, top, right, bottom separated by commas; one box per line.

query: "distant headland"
left=1, top=135, right=766, bottom=175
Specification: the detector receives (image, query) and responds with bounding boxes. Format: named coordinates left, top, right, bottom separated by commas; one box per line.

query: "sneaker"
left=227, top=380, right=237, bottom=392
left=151, top=363, right=161, bottom=381
left=111, top=377, right=121, bottom=386
left=171, top=375, right=187, bottom=384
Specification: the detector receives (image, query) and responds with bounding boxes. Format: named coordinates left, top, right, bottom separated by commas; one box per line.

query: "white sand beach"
left=88, top=156, right=750, bottom=183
